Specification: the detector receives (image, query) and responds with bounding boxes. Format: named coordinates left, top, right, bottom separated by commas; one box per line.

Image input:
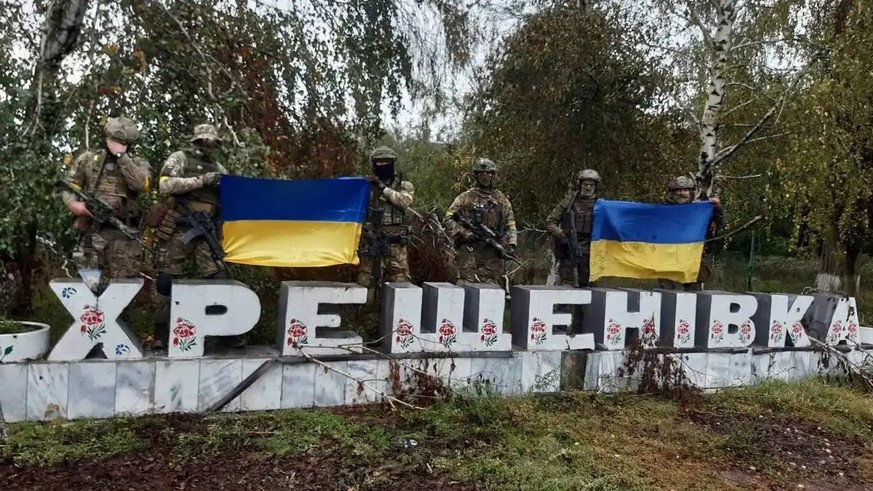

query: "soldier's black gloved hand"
left=368, top=176, right=386, bottom=189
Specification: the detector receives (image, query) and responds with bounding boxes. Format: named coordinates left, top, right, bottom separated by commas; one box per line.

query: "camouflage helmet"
left=103, top=117, right=139, bottom=145
left=577, top=169, right=601, bottom=182
left=668, top=175, right=696, bottom=191
left=472, top=157, right=497, bottom=173
left=370, top=146, right=397, bottom=161
left=189, top=124, right=220, bottom=143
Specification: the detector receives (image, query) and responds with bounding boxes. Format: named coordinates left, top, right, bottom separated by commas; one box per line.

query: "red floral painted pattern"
left=395, top=318, right=415, bottom=349
left=286, top=318, right=309, bottom=347
left=847, top=322, right=859, bottom=341
left=640, top=317, right=657, bottom=347
left=439, top=319, right=458, bottom=349
left=791, top=321, right=804, bottom=338
left=172, top=318, right=198, bottom=352
left=79, top=305, right=107, bottom=342
left=770, top=321, right=784, bottom=344
left=710, top=320, right=725, bottom=344
left=480, top=318, right=499, bottom=347
left=738, top=320, right=753, bottom=344
left=530, top=317, right=547, bottom=346
left=826, top=320, right=842, bottom=345
left=675, top=319, right=692, bottom=345
left=606, top=319, right=622, bottom=345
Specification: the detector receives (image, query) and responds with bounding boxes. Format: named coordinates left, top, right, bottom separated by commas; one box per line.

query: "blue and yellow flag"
left=218, top=175, right=369, bottom=267
left=589, top=199, right=714, bottom=283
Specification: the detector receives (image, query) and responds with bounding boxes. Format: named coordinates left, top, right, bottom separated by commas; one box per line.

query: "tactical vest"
left=562, top=197, right=595, bottom=244
left=177, top=149, right=222, bottom=208
left=86, top=150, right=136, bottom=220
left=468, top=190, right=507, bottom=237
left=368, top=179, right=407, bottom=227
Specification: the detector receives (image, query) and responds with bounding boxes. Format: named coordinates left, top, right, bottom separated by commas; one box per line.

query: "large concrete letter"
left=169, top=280, right=261, bottom=359
left=278, top=281, right=368, bottom=356
left=48, top=279, right=144, bottom=361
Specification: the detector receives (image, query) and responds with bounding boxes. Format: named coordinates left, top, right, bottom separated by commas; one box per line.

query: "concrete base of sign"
left=2, top=345, right=871, bottom=423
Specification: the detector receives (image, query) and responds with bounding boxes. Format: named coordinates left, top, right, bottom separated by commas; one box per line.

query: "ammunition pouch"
left=145, top=201, right=171, bottom=228
left=156, top=208, right=182, bottom=241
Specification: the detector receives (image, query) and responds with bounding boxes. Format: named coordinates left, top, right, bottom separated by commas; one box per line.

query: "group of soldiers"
left=360, top=148, right=724, bottom=293
left=58, top=117, right=723, bottom=350
left=59, top=118, right=230, bottom=350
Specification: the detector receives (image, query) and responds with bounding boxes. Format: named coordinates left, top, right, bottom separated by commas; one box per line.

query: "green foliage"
left=465, top=2, right=692, bottom=219
left=776, top=2, right=873, bottom=256
left=4, top=419, right=148, bottom=465
left=0, top=0, right=477, bottom=271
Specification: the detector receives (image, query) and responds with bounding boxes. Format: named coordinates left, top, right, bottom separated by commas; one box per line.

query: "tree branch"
left=712, top=104, right=779, bottom=165
left=295, top=343, right=424, bottom=410
left=683, top=6, right=714, bottom=49
left=726, top=82, right=757, bottom=92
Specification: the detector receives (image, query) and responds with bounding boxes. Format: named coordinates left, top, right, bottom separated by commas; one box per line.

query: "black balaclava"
left=373, top=160, right=396, bottom=182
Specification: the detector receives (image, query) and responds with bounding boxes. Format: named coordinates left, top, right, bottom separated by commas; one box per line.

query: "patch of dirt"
left=691, top=411, right=873, bottom=490
left=0, top=411, right=479, bottom=491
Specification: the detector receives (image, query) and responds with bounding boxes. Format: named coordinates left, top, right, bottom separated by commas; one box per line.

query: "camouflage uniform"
left=444, top=158, right=517, bottom=285
left=545, top=169, right=600, bottom=287
left=658, top=175, right=725, bottom=291
left=155, top=124, right=227, bottom=279
left=151, top=124, right=228, bottom=349
left=59, top=117, right=151, bottom=285
left=357, top=146, right=415, bottom=290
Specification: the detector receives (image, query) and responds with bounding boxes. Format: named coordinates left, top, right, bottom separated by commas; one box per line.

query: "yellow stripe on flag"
left=589, top=240, right=704, bottom=284
left=222, top=220, right=364, bottom=267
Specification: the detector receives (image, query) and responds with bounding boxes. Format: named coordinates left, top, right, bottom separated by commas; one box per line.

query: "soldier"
left=545, top=169, right=600, bottom=287
left=59, top=116, right=151, bottom=289
left=151, top=123, right=233, bottom=349
left=357, top=146, right=415, bottom=300
left=444, top=158, right=517, bottom=285
left=659, top=175, right=725, bottom=291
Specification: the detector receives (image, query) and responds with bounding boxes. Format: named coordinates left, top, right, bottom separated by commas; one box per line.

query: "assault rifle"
left=175, top=196, right=226, bottom=271
left=358, top=202, right=389, bottom=297
left=56, top=179, right=153, bottom=253
left=562, top=200, right=582, bottom=288
left=451, top=212, right=524, bottom=269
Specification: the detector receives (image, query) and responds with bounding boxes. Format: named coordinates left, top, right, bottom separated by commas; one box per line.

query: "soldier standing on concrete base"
left=444, top=158, right=517, bottom=286
left=545, top=169, right=601, bottom=288
left=149, top=124, right=235, bottom=350
left=658, top=175, right=725, bottom=291
left=59, top=116, right=151, bottom=292
left=357, top=146, right=415, bottom=302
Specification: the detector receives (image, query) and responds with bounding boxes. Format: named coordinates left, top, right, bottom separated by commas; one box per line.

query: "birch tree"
left=648, top=0, right=810, bottom=199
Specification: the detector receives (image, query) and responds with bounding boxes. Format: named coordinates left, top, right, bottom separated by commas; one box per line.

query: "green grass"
left=6, top=378, right=873, bottom=489
left=705, top=378, right=873, bottom=444
left=5, top=418, right=149, bottom=465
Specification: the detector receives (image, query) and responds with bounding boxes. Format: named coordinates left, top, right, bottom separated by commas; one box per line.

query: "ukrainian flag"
left=589, top=199, right=714, bottom=283
left=219, top=175, right=370, bottom=267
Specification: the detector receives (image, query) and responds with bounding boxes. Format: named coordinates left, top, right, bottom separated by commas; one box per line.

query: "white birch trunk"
left=696, top=0, right=737, bottom=199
